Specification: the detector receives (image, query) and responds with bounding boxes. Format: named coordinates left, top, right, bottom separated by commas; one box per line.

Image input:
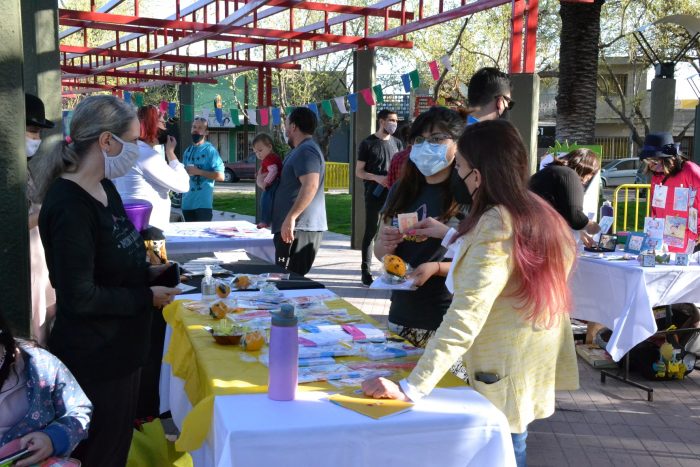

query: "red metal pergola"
left=59, top=0, right=548, bottom=106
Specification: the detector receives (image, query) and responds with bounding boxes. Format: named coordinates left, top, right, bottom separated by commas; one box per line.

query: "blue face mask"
left=409, top=142, right=451, bottom=177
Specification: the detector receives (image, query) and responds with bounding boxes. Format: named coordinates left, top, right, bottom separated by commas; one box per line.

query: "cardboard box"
left=575, top=344, right=618, bottom=369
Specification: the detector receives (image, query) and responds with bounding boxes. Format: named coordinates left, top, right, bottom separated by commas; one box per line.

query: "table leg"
left=600, top=353, right=654, bottom=402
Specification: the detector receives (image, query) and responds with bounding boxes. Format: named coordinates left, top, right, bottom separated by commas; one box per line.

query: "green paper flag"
left=182, top=104, right=194, bottom=121
left=321, top=100, right=333, bottom=117
left=372, top=85, right=384, bottom=103
left=409, top=70, right=420, bottom=89
left=285, top=106, right=294, bottom=117
left=134, top=93, right=144, bottom=107
left=230, top=109, right=239, bottom=127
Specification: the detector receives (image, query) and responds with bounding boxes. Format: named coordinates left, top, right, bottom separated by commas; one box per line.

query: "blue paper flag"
left=401, top=74, right=411, bottom=93
left=215, top=107, right=224, bottom=125
left=347, top=93, right=358, bottom=113
left=308, top=102, right=320, bottom=118
left=271, top=107, right=282, bottom=125
left=123, top=91, right=132, bottom=104
left=168, top=102, right=177, bottom=117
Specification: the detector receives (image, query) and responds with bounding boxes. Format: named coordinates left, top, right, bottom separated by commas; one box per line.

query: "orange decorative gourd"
left=216, top=281, right=231, bottom=298
left=233, top=275, right=251, bottom=290
left=209, top=301, right=230, bottom=319
left=241, top=330, right=265, bottom=351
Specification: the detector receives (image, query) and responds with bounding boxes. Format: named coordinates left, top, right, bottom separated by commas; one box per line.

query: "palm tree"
left=555, top=0, right=605, bottom=144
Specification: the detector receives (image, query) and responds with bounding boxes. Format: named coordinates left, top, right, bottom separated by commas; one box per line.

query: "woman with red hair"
left=113, top=105, right=189, bottom=230
left=362, top=120, right=579, bottom=467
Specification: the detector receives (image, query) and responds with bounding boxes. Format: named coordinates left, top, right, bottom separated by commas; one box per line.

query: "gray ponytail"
left=30, top=95, right=136, bottom=202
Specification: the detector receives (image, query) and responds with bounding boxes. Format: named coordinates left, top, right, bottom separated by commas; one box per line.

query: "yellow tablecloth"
left=163, top=297, right=464, bottom=451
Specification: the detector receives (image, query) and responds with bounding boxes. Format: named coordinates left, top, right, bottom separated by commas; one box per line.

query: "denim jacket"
left=0, top=342, right=92, bottom=456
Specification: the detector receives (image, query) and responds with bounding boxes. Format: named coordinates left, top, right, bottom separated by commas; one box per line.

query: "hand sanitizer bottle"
left=201, top=265, right=217, bottom=302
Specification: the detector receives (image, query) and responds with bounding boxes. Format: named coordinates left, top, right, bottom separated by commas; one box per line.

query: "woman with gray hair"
left=31, top=95, right=180, bottom=466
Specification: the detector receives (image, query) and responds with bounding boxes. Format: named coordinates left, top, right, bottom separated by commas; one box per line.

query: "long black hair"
left=0, top=313, right=17, bottom=386
left=383, top=107, right=464, bottom=221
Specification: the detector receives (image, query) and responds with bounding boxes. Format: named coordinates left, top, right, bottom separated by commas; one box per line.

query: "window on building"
left=598, top=73, right=629, bottom=96
left=208, top=131, right=230, bottom=162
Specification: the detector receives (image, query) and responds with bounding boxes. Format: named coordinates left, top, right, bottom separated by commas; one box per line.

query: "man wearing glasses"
left=466, top=67, right=513, bottom=124
left=181, top=117, right=225, bottom=222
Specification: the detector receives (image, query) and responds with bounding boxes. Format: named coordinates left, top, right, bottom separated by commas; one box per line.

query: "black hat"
left=25, top=93, right=55, bottom=129
left=639, top=132, right=679, bottom=159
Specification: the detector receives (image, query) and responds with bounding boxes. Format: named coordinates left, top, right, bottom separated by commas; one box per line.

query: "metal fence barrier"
left=612, top=183, right=651, bottom=233
left=324, top=162, right=349, bottom=191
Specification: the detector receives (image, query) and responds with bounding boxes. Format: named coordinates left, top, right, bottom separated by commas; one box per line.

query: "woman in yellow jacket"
left=363, top=120, right=579, bottom=467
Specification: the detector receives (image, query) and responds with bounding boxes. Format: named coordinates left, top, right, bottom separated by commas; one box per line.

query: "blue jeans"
left=260, top=179, right=279, bottom=225
left=511, top=431, right=528, bottom=467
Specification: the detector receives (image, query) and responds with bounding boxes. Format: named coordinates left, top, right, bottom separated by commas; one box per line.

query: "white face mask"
left=384, top=121, right=398, bottom=135
left=409, top=142, right=451, bottom=177
left=103, top=134, right=139, bottom=179
left=26, top=137, right=41, bottom=158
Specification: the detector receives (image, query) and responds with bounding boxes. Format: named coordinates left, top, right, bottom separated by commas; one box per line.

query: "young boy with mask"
left=181, top=117, right=225, bottom=222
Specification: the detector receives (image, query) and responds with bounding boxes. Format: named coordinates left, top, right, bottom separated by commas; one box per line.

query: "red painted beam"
left=61, top=80, right=145, bottom=92
left=58, top=9, right=412, bottom=48
left=263, top=0, right=414, bottom=20
left=524, top=0, right=538, bottom=73
left=60, top=45, right=301, bottom=69
left=510, top=0, right=525, bottom=74
left=61, top=65, right=218, bottom=83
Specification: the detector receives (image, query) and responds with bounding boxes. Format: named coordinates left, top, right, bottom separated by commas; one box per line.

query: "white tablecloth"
left=569, top=255, right=700, bottom=361
left=163, top=221, right=274, bottom=263
left=160, top=290, right=515, bottom=467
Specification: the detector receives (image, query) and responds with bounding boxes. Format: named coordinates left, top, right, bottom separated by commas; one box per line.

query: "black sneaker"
left=361, top=270, right=374, bottom=286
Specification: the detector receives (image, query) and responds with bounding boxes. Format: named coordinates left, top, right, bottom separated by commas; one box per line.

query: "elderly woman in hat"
left=641, top=132, right=700, bottom=253
left=26, top=94, right=57, bottom=345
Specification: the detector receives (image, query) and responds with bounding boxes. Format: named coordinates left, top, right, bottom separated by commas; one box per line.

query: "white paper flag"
left=246, top=109, right=258, bottom=125
left=334, top=96, right=349, bottom=114
left=440, top=55, right=453, bottom=72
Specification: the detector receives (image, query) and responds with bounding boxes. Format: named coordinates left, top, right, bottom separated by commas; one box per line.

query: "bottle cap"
left=271, top=304, right=297, bottom=327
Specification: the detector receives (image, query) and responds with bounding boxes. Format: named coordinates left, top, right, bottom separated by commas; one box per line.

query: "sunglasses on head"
left=495, top=95, right=515, bottom=110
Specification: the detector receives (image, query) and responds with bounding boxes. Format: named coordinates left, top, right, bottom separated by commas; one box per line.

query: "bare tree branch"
left=432, top=15, right=471, bottom=100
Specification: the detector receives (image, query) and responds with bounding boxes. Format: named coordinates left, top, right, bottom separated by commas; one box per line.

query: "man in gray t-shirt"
left=271, top=107, right=327, bottom=276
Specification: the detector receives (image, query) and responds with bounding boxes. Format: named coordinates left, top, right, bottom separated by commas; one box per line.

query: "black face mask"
left=157, top=129, right=169, bottom=145
left=191, top=133, right=204, bottom=144
left=450, top=168, right=476, bottom=206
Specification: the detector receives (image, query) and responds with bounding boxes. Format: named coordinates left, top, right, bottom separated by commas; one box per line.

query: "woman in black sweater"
left=529, top=149, right=601, bottom=245
left=31, top=95, right=180, bottom=467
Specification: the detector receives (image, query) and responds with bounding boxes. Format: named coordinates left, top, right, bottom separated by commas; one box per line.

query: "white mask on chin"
left=26, top=137, right=41, bottom=158
left=103, top=134, right=140, bottom=179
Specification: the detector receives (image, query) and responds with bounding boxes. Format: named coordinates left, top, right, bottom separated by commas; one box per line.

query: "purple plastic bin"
left=124, top=200, right=153, bottom=232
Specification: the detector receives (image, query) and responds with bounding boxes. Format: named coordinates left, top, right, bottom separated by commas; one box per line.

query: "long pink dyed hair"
left=454, top=120, right=575, bottom=327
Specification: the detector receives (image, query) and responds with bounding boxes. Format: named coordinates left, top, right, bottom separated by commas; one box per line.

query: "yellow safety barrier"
left=324, top=162, right=349, bottom=191
left=612, top=183, right=651, bottom=233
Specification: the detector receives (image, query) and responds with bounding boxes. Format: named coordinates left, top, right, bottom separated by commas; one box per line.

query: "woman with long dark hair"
left=0, top=313, right=91, bottom=466
left=529, top=148, right=601, bottom=246
left=363, top=120, right=579, bottom=467
left=374, top=107, right=463, bottom=347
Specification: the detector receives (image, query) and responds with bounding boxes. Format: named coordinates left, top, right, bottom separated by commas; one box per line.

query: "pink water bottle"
left=268, top=304, right=298, bottom=401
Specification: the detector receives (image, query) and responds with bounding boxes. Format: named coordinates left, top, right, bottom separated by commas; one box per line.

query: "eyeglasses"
left=495, top=95, right=515, bottom=110
left=193, top=116, right=208, bottom=122
left=414, top=133, right=453, bottom=145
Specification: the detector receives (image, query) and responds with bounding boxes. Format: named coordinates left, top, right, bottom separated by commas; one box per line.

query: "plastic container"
left=268, top=304, right=298, bottom=401
left=123, top=200, right=153, bottom=232
left=201, top=265, right=217, bottom=303
left=600, top=200, right=613, bottom=219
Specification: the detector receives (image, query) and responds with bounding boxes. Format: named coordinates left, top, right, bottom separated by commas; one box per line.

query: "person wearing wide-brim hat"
left=25, top=93, right=57, bottom=345
left=640, top=132, right=700, bottom=253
